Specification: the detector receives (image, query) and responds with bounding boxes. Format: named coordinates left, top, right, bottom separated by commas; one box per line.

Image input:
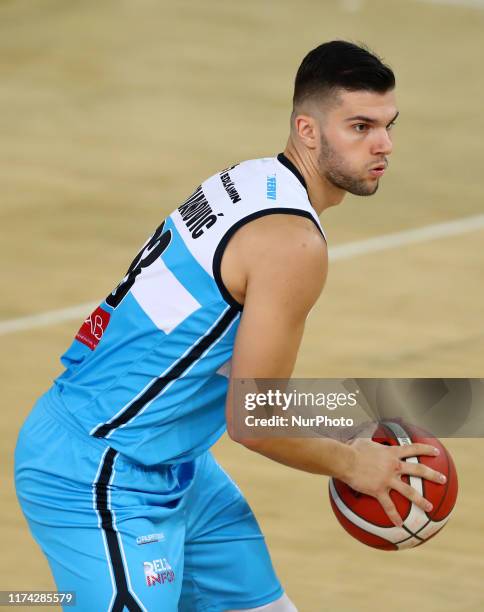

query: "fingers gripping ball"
left=328, top=420, right=458, bottom=550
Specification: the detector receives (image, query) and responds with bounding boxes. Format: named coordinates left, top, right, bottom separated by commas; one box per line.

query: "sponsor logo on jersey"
left=136, top=533, right=165, bottom=545
left=75, top=306, right=111, bottom=350
left=220, top=169, right=241, bottom=204
left=178, top=186, right=224, bottom=239
left=144, top=557, right=175, bottom=587
left=266, top=174, right=277, bottom=200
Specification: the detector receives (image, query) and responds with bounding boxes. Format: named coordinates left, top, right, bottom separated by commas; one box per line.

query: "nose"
left=371, top=127, right=393, bottom=157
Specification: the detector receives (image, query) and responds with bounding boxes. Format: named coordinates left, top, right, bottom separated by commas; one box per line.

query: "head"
left=292, top=41, right=398, bottom=197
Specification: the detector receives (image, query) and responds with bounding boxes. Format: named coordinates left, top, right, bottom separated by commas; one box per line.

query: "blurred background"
left=1, top=0, right=483, bottom=610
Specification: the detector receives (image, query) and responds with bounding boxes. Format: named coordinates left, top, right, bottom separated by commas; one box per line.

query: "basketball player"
left=15, top=41, right=446, bottom=611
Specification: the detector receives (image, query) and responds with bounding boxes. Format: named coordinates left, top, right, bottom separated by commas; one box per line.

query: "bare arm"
left=224, top=215, right=444, bottom=527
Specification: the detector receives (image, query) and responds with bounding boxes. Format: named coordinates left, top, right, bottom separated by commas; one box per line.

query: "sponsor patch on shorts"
left=144, top=557, right=175, bottom=587
left=136, top=533, right=165, bottom=545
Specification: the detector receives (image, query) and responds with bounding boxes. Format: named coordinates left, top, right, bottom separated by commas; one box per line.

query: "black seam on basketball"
left=394, top=534, right=418, bottom=545
left=400, top=524, right=425, bottom=542
left=414, top=518, right=431, bottom=536
left=419, top=522, right=446, bottom=544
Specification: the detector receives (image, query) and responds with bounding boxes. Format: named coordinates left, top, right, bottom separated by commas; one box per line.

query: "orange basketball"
left=329, top=420, right=458, bottom=550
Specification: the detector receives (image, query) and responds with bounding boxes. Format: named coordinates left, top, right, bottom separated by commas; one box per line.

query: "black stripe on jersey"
left=94, top=448, right=143, bottom=612
left=92, top=306, right=239, bottom=439
left=277, top=153, right=307, bottom=190
left=213, top=208, right=325, bottom=310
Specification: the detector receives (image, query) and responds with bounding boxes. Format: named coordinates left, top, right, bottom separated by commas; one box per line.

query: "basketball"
left=328, top=420, right=458, bottom=550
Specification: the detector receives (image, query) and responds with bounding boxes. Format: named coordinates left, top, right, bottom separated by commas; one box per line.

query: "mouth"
left=368, top=163, right=386, bottom=178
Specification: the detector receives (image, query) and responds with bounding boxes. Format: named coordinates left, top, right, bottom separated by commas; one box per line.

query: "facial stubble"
left=318, top=133, right=379, bottom=197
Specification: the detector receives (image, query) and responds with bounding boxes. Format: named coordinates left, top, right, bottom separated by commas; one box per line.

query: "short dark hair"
left=293, top=40, right=395, bottom=109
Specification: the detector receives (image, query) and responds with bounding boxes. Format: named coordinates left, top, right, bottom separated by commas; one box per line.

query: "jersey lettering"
left=178, top=186, right=223, bottom=239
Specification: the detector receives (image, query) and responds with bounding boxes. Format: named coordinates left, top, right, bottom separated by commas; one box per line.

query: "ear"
left=293, top=113, right=320, bottom=150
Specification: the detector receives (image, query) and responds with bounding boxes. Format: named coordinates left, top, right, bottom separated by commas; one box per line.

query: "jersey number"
left=106, top=221, right=172, bottom=309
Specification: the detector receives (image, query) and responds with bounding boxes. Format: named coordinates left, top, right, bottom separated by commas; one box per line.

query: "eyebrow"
left=345, top=111, right=400, bottom=126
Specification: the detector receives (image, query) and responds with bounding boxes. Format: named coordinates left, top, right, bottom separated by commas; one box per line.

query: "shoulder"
left=222, top=212, right=327, bottom=312
left=238, top=212, right=327, bottom=273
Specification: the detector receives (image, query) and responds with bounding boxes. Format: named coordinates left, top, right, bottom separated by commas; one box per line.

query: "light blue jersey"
left=16, top=153, right=321, bottom=610
left=50, top=154, right=323, bottom=466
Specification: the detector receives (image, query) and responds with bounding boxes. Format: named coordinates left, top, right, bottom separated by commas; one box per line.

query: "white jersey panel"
left=130, top=256, right=201, bottom=334
left=170, top=155, right=324, bottom=289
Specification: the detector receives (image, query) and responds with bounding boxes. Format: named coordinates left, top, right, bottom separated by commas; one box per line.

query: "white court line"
left=0, top=301, right=99, bottom=336
left=342, top=0, right=484, bottom=11
left=330, top=214, right=484, bottom=261
left=417, top=0, right=484, bottom=8
left=1, top=214, right=484, bottom=336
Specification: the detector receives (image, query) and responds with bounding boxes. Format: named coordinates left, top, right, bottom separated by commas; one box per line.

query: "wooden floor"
left=1, top=0, right=483, bottom=609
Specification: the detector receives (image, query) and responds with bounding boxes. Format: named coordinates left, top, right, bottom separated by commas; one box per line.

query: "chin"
left=363, top=179, right=380, bottom=196
left=349, top=183, right=379, bottom=197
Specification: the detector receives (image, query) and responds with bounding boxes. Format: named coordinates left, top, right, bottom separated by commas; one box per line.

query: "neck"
left=282, top=137, right=346, bottom=216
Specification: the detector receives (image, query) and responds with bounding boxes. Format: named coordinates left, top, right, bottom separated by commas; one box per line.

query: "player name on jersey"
left=177, top=185, right=224, bottom=239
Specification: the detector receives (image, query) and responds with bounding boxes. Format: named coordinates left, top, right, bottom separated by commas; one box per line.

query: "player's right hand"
left=341, top=438, right=447, bottom=527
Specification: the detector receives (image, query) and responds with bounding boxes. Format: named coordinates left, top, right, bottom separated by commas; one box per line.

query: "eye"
left=353, top=123, right=369, bottom=133
left=387, top=121, right=397, bottom=131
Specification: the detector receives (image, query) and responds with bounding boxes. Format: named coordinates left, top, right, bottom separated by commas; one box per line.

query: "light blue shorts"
left=15, top=396, right=283, bottom=611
